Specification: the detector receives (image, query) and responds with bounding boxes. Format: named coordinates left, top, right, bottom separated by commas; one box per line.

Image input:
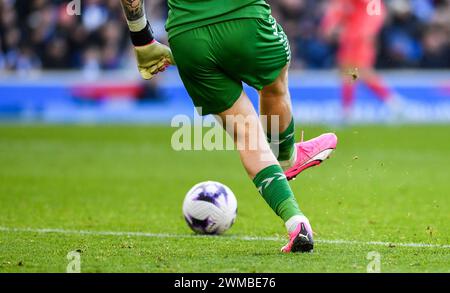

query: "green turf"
left=0, top=124, right=449, bottom=272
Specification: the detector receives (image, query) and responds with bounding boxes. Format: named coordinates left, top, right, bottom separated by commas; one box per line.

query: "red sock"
left=365, top=77, right=391, bottom=101
left=342, top=82, right=355, bottom=112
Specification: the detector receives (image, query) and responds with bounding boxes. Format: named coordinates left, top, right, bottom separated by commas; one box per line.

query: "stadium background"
left=0, top=0, right=449, bottom=123
left=1, top=0, right=450, bottom=273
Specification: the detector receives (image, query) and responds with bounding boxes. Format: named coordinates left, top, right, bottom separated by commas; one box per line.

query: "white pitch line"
left=0, top=226, right=449, bottom=249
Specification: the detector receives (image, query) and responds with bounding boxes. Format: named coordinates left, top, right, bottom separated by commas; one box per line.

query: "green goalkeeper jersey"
left=165, top=0, right=271, bottom=39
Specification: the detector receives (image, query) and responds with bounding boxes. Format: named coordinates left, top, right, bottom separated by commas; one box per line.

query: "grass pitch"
left=0, top=124, right=449, bottom=272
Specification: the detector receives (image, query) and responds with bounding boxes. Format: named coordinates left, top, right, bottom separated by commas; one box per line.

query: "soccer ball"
left=183, top=181, right=237, bottom=235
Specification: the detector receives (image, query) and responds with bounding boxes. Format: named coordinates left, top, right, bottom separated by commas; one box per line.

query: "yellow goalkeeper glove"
left=130, top=22, right=175, bottom=80
left=134, top=41, right=175, bottom=80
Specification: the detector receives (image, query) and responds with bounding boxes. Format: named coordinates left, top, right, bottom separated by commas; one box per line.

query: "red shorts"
left=337, top=34, right=377, bottom=68
left=337, top=12, right=384, bottom=69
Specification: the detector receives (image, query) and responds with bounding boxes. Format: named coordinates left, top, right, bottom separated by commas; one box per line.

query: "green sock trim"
left=267, top=118, right=295, bottom=161
left=253, top=164, right=303, bottom=222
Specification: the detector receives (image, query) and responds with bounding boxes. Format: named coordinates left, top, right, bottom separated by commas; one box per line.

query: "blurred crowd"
left=1, top=0, right=449, bottom=73
left=269, top=0, right=450, bottom=69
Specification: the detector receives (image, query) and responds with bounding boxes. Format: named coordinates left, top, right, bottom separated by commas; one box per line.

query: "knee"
left=260, top=81, right=288, bottom=100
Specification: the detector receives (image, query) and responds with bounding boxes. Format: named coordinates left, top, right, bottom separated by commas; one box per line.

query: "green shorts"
left=169, top=15, right=291, bottom=115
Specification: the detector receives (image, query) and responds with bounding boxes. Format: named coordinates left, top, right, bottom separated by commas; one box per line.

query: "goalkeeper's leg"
left=259, top=65, right=294, bottom=165
left=216, top=90, right=313, bottom=253
left=259, top=65, right=338, bottom=181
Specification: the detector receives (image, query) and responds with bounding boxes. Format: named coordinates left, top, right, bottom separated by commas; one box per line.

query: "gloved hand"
left=134, top=40, right=176, bottom=80
left=129, top=21, right=175, bottom=80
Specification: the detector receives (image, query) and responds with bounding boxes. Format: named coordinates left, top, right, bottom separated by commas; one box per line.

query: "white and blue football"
left=183, top=181, right=237, bottom=235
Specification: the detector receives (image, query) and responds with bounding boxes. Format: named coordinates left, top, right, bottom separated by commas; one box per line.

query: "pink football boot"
left=281, top=218, right=314, bottom=253
left=283, top=133, right=338, bottom=181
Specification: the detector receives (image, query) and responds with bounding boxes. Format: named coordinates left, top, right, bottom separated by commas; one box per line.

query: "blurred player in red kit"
left=321, top=0, right=402, bottom=120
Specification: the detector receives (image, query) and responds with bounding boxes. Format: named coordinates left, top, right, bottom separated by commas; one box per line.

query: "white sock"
left=285, top=215, right=309, bottom=233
